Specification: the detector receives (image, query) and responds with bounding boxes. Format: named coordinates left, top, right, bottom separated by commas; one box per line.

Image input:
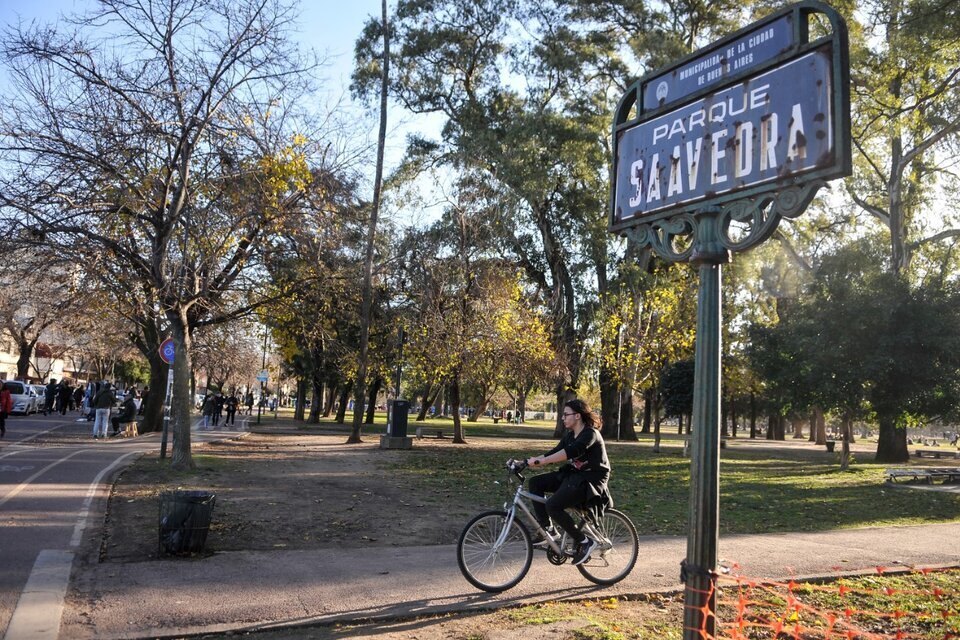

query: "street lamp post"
left=257, top=325, right=267, bottom=425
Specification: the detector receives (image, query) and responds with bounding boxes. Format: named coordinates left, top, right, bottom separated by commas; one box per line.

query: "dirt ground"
left=103, top=429, right=489, bottom=561
left=100, top=427, right=689, bottom=639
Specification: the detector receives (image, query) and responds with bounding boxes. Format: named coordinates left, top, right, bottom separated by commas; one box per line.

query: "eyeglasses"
left=562, top=412, right=577, bottom=418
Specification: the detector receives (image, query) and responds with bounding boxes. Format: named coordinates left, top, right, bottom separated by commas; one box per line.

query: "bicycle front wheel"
left=457, top=510, right=533, bottom=592
left=576, top=508, right=639, bottom=586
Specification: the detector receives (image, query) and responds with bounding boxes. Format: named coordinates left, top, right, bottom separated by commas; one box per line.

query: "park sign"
left=607, top=5, right=851, bottom=640
left=609, top=0, right=850, bottom=235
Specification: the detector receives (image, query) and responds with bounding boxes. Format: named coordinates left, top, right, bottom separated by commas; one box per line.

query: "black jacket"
left=543, top=426, right=613, bottom=520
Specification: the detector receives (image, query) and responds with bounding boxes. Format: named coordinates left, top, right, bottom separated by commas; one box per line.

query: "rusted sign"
left=642, top=14, right=795, bottom=112
left=616, top=50, right=833, bottom=223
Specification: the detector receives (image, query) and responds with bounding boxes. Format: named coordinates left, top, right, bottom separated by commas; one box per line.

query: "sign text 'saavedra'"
left=614, top=51, right=834, bottom=222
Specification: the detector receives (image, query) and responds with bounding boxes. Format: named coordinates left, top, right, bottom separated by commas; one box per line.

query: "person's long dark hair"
left=564, top=399, right=601, bottom=430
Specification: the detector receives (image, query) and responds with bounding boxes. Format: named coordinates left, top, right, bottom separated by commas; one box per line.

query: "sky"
left=0, top=0, right=374, bottom=88
left=0, top=0, right=444, bottom=222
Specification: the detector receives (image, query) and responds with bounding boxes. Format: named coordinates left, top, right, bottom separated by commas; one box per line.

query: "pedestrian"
left=245, top=391, right=254, bottom=416
left=58, top=381, right=73, bottom=416
left=84, top=382, right=98, bottom=421
left=44, top=378, right=58, bottom=416
left=225, top=393, right=238, bottom=426
left=110, top=391, right=138, bottom=437
left=138, top=386, right=149, bottom=415
left=0, top=382, right=12, bottom=438
left=201, top=394, right=215, bottom=429
left=92, top=382, right=114, bottom=439
left=73, top=385, right=84, bottom=412
left=212, top=393, right=224, bottom=427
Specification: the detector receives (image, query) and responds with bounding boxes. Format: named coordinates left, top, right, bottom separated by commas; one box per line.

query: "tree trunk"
left=598, top=352, right=619, bottom=441
left=320, top=382, right=335, bottom=418
left=15, top=336, right=38, bottom=380
left=642, top=388, right=652, bottom=434
left=618, top=387, right=638, bottom=441
left=678, top=413, right=684, bottom=435
left=766, top=415, right=775, bottom=440
left=451, top=377, right=466, bottom=444
left=720, top=397, right=729, bottom=437
left=309, top=378, right=323, bottom=423
left=365, top=376, right=381, bottom=425
left=168, top=313, right=194, bottom=470
left=813, top=406, right=827, bottom=445
left=875, top=414, right=908, bottom=462
left=553, top=385, right=576, bottom=437
left=472, top=399, right=488, bottom=422
left=652, top=401, right=662, bottom=452
left=730, top=400, right=738, bottom=438
left=141, top=354, right=168, bottom=433
left=335, top=381, right=352, bottom=424
left=294, top=378, right=307, bottom=421
left=416, top=384, right=440, bottom=421
left=840, top=416, right=852, bottom=471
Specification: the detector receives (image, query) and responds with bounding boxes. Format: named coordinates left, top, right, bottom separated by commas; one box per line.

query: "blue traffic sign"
left=159, top=337, right=175, bottom=364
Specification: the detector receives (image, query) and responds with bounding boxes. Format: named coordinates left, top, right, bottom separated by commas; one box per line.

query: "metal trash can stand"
left=158, top=490, right=216, bottom=555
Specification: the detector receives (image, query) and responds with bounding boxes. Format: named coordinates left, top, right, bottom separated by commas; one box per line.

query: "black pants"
left=528, top=470, right=588, bottom=543
left=0, top=410, right=7, bottom=436
left=225, top=408, right=236, bottom=425
left=111, top=416, right=129, bottom=433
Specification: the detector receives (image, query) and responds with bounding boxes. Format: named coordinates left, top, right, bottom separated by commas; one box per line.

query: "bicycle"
left=456, top=459, right=639, bottom=592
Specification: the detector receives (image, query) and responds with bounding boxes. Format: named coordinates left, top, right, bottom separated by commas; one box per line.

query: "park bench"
left=885, top=467, right=960, bottom=484
left=415, top=425, right=446, bottom=440
left=915, top=448, right=958, bottom=459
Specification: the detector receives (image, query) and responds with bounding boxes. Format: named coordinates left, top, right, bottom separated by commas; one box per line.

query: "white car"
left=4, top=380, right=40, bottom=415
left=31, top=385, right=48, bottom=413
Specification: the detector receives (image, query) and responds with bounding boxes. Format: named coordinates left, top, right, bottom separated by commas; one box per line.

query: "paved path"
left=61, top=522, right=960, bottom=639
left=0, top=413, right=248, bottom=640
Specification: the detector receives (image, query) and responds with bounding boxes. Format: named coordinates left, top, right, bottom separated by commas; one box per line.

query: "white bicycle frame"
left=497, top=476, right=606, bottom=556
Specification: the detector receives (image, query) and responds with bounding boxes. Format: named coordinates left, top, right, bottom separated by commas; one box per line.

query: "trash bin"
left=389, top=400, right=409, bottom=438
left=825, top=441, right=836, bottom=452
left=158, top=490, right=216, bottom=555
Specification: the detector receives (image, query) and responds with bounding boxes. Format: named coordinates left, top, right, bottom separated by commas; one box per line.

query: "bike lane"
left=0, top=407, right=165, bottom=640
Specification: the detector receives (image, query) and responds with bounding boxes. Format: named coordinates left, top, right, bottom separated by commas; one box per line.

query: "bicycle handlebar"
left=506, top=458, right=528, bottom=474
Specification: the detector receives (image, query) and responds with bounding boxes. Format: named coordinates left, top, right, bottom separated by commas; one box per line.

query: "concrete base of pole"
left=379, top=435, right=413, bottom=450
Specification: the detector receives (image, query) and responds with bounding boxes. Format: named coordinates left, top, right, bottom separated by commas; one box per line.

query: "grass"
left=718, top=568, right=960, bottom=639
left=379, top=439, right=960, bottom=535
left=255, top=412, right=960, bottom=534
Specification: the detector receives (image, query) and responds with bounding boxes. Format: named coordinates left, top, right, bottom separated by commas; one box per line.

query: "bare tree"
left=0, top=0, right=327, bottom=469
left=0, top=251, right=87, bottom=380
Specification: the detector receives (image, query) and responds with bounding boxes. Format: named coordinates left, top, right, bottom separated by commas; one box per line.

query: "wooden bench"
left=915, top=449, right=958, bottom=459
left=885, top=468, right=960, bottom=484
left=121, top=422, right=139, bottom=438
left=415, top=425, right=446, bottom=439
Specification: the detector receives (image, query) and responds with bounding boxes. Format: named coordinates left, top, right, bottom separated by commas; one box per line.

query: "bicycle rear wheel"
left=576, top=508, right=639, bottom=586
left=457, top=510, right=533, bottom=592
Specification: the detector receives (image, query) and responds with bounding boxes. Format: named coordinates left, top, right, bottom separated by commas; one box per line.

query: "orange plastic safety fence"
left=697, top=566, right=959, bottom=640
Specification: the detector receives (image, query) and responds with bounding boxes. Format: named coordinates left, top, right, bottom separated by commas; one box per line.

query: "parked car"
left=31, top=384, right=47, bottom=413
left=3, top=380, right=40, bottom=415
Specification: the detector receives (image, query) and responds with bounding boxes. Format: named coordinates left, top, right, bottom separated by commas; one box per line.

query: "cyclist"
left=524, top=398, right=611, bottom=566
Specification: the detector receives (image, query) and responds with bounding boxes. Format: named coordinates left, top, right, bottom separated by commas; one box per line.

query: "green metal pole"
left=683, top=211, right=729, bottom=640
